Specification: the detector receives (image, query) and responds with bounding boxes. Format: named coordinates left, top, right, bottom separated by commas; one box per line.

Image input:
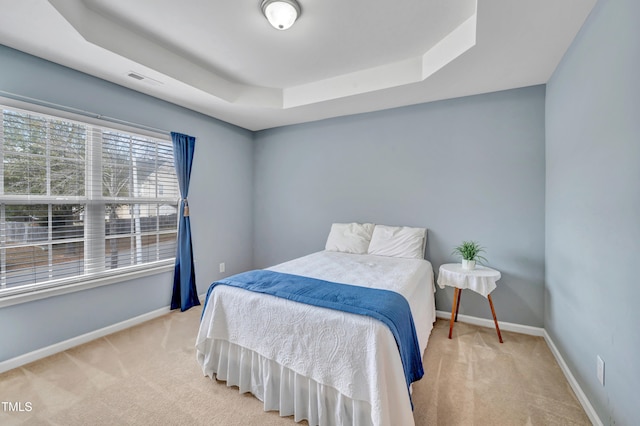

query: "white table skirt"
left=437, top=263, right=500, bottom=297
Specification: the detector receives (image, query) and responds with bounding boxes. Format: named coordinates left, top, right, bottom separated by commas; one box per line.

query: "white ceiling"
left=0, top=0, right=596, bottom=131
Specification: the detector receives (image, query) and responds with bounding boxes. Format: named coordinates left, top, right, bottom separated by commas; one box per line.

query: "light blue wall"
left=545, top=0, right=640, bottom=424
left=0, top=45, right=254, bottom=361
left=254, top=86, right=546, bottom=327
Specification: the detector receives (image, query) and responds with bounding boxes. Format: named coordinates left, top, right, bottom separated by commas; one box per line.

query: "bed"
left=196, top=223, right=436, bottom=426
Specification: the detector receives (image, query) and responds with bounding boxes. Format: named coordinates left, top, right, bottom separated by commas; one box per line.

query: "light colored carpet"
left=0, top=306, right=590, bottom=425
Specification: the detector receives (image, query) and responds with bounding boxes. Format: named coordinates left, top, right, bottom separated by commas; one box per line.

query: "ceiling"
left=0, top=0, right=596, bottom=131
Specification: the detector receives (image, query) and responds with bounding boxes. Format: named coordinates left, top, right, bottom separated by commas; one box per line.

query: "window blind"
left=0, top=105, right=178, bottom=297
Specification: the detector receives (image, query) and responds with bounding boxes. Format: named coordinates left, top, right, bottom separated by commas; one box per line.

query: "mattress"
left=196, top=250, right=436, bottom=426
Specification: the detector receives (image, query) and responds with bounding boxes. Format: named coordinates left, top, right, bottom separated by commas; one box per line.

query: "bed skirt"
left=199, top=338, right=374, bottom=426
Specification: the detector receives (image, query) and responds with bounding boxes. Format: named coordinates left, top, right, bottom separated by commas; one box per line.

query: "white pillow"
left=367, top=225, right=427, bottom=259
left=325, top=222, right=375, bottom=254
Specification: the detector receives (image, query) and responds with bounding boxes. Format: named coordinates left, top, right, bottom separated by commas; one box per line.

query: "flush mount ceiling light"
left=261, top=0, right=301, bottom=31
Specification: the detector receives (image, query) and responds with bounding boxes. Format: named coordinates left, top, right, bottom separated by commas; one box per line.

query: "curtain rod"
left=0, top=90, right=171, bottom=136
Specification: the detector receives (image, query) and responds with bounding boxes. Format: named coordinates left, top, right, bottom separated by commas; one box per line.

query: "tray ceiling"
left=0, top=0, right=596, bottom=130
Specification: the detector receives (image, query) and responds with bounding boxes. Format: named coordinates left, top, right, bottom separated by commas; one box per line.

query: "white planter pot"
left=462, top=259, right=476, bottom=270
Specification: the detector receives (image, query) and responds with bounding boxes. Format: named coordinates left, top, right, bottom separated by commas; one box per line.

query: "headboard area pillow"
left=367, top=225, right=427, bottom=259
left=325, top=222, right=375, bottom=254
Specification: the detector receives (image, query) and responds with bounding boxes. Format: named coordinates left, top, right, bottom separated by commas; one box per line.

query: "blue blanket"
left=203, top=269, right=424, bottom=404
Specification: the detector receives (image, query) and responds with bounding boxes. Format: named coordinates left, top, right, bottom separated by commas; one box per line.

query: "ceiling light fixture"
left=261, top=0, right=301, bottom=31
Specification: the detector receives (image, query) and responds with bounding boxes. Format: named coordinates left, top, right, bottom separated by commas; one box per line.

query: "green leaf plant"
left=452, top=241, right=488, bottom=264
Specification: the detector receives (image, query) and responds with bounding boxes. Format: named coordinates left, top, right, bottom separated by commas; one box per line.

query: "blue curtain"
left=170, top=132, right=200, bottom=312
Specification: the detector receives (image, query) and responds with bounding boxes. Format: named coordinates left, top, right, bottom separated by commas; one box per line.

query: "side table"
left=437, top=263, right=503, bottom=343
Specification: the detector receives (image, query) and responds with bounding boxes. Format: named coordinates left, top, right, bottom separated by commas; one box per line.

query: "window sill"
left=0, top=261, right=174, bottom=309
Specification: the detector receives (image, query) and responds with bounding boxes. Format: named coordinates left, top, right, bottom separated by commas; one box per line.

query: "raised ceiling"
left=0, top=0, right=596, bottom=131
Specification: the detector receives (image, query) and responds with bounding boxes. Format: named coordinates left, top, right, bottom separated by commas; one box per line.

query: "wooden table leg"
left=455, top=289, right=462, bottom=322
left=487, top=294, right=503, bottom=343
left=448, top=288, right=460, bottom=339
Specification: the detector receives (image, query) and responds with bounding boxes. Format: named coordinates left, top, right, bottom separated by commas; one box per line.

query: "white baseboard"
left=436, top=310, right=602, bottom=426
left=435, top=310, right=545, bottom=336
left=543, top=330, right=603, bottom=426
left=0, top=305, right=171, bottom=374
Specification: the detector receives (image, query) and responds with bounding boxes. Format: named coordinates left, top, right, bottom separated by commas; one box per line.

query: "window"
left=0, top=104, right=178, bottom=299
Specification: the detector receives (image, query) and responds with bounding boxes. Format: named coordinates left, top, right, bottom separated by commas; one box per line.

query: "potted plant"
left=452, top=241, right=487, bottom=270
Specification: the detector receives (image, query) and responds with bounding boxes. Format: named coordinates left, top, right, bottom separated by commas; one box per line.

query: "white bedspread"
left=196, top=251, right=436, bottom=426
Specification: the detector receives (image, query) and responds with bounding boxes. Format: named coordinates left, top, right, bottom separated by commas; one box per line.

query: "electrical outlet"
left=597, top=355, right=605, bottom=386
left=219, top=262, right=225, bottom=273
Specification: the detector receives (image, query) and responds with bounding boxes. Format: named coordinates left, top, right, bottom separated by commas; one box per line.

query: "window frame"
left=0, top=97, right=177, bottom=308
